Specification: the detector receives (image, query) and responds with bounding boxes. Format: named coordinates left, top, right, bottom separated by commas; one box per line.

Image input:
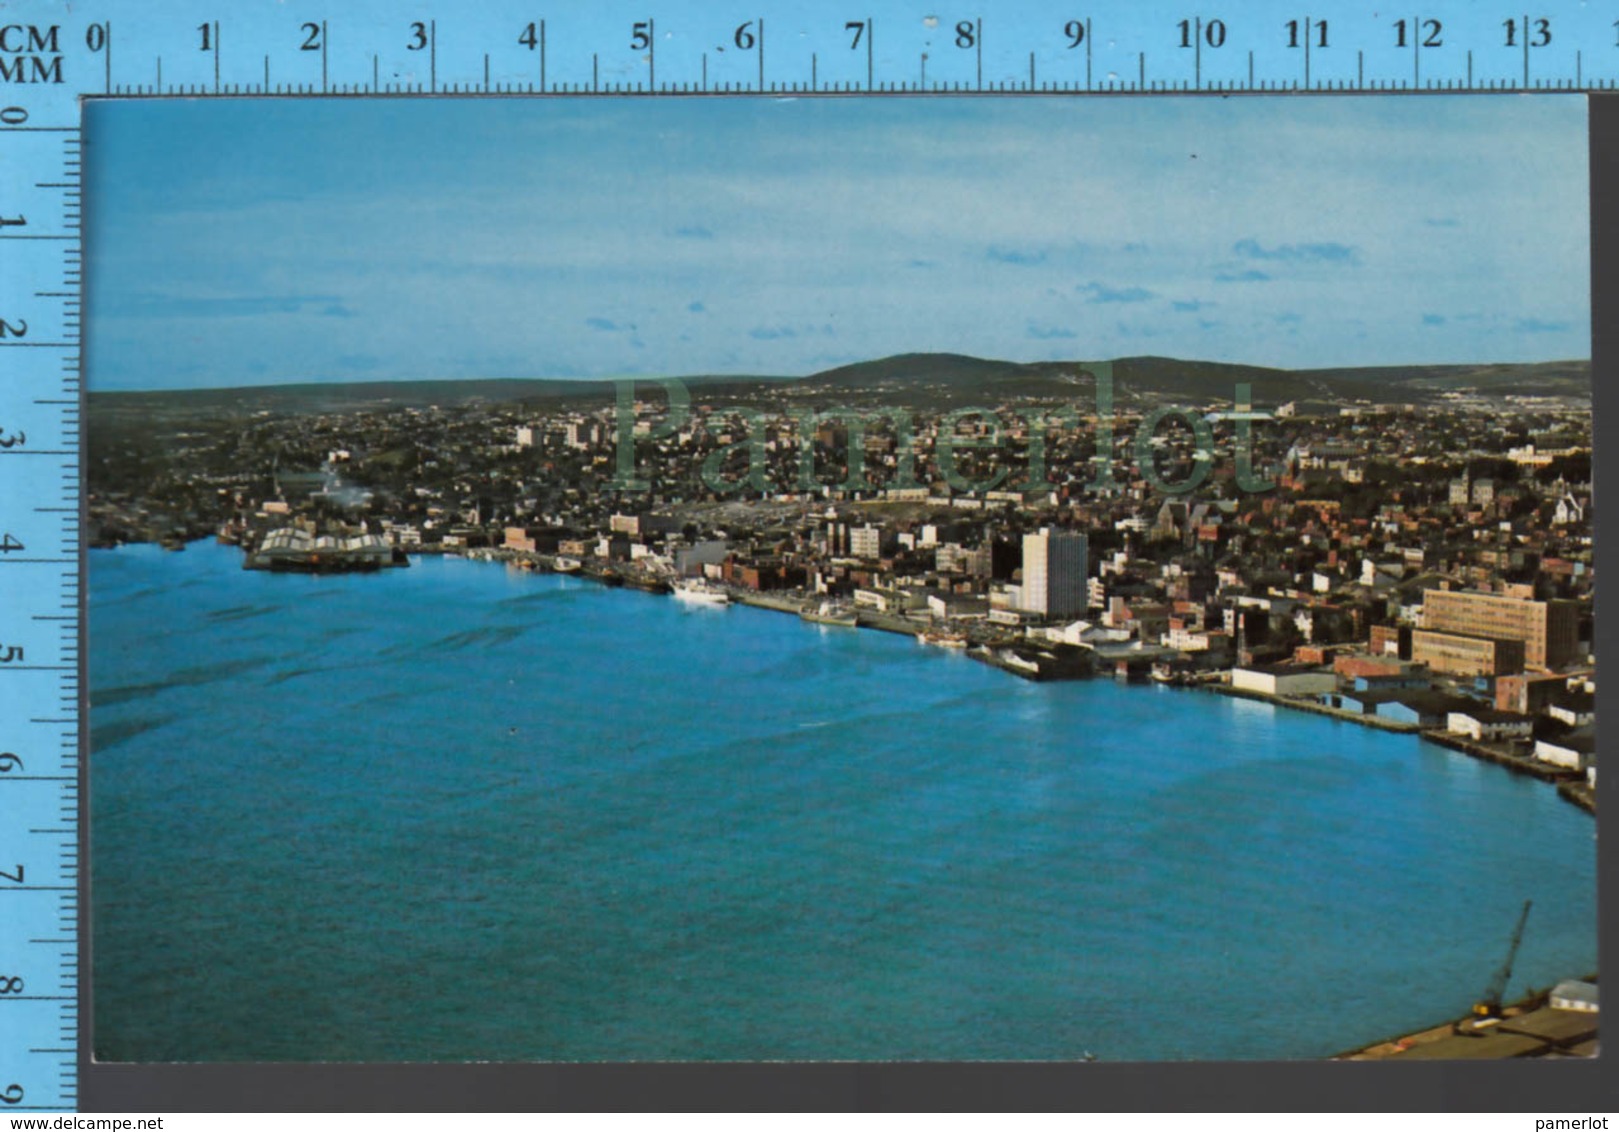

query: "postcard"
left=85, top=94, right=1595, bottom=1064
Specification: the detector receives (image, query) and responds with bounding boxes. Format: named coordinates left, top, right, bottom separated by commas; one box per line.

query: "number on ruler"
left=0, top=216, right=24, bottom=229
left=955, top=21, right=976, bottom=48
left=0, top=430, right=24, bottom=449
left=519, top=23, right=539, bottom=50
left=1286, top=19, right=1328, bottom=48
left=301, top=22, right=321, bottom=51
left=845, top=21, right=867, bottom=49
left=735, top=21, right=758, bottom=50
left=0, top=108, right=25, bottom=126
left=0, top=865, right=23, bottom=884
left=0, top=1085, right=23, bottom=1106
left=1064, top=20, right=1086, bottom=48
left=1504, top=18, right=1551, bottom=48
left=0, top=977, right=24, bottom=995
left=1180, top=19, right=1226, bottom=48
left=0, top=646, right=24, bottom=663
left=408, top=22, right=428, bottom=51
left=0, top=753, right=21, bottom=772
left=197, top=23, right=211, bottom=51
left=86, top=23, right=106, bottom=52
left=0, top=534, right=25, bottom=554
left=631, top=21, right=651, bottom=51
left=0, top=319, right=28, bottom=339
left=1395, top=19, right=1442, bottom=48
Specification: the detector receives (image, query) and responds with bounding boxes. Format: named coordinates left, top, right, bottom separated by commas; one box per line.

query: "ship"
left=552, top=556, right=582, bottom=574
left=799, top=601, right=858, bottom=628
left=243, top=527, right=405, bottom=573
left=671, top=578, right=731, bottom=607
left=917, top=629, right=969, bottom=648
left=623, top=572, right=673, bottom=595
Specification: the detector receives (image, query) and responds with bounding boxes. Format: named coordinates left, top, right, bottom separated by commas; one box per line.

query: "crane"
left=1472, top=899, right=1533, bottom=1019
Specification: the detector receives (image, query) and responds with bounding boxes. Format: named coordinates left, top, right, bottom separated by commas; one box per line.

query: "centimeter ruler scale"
left=1, top=0, right=1616, bottom=1113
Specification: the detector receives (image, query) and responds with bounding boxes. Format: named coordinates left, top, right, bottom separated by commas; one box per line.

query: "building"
left=1369, top=623, right=1412, bottom=659
left=1021, top=527, right=1087, bottom=618
left=1445, top=709, right=1533, bottom=743
left=1377, top=692, right=1473, bottom=729
left=1549, top=981, right=1600, bottom=1013
left=850, top=525, right=883, bottom=560
left=674, top=540, right=729, bottom=578
left=1336, top=653, right=1417, bottom=680
left=1323, top=689, right=1405, bottom=716
left=1421, top=589, right=1579, bottom=670
left=1494, top=672, right=1570, bottom=714
left=1533, top=729, right=1594, bottom=772
left=927, top=593, right=988, bottom=620
left=1411, top=629, right=1525, bottom=678
left=853, top=587, right=893, bottom=613
left=1231, top=663, right=1336, bottom=697
left=1547, top=688, right=1595, bottom=727
left=935, top=542, right=970, bottom=573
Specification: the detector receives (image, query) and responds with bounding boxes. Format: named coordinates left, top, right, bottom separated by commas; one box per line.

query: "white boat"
left=998, top=650, right=1041, bottom=673
left=672, top=579, right=730, bottom=607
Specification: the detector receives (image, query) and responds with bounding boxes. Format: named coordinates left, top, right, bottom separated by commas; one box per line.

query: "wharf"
left=1559, top=780, right=1597, bottom=815
left=1202, top=684, right=1420, bottom=733
left=1336, top=981, right=1599, bottom=1061
left=732, top=590, right=953, bottom=639
left=418, top=554, right=1599, bottom=815
left=1203, top=684, right=1595, bottom=815
left=726, top=592, right=1046, bottom=677
left=1418, top=730, right=1582, bottom=786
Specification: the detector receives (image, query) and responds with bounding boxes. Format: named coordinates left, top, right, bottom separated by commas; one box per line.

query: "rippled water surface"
left=90, top=542, right=1598, bottom=1061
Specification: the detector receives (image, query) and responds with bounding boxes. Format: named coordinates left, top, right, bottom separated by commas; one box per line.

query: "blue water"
left=89, top=542, right=1598, bottom=1062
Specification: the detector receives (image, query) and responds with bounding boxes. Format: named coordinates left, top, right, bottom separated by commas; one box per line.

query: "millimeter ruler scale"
left=0, top=0, right=1612, bottom=1113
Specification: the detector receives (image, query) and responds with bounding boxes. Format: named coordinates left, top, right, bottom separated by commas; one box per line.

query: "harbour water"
left=90, top=542, right=1598, bottom=1062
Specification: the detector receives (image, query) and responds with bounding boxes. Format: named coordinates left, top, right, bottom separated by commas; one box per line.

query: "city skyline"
left=86, top=96, right=1589, bottom=391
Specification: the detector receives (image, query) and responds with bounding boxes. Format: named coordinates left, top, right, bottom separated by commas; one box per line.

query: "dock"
left=1337, top=981, right=1599, bottom=1061
left=1418, top=730, right=1584, bottom=786
left=1202, top=684, right=1420, bottom=733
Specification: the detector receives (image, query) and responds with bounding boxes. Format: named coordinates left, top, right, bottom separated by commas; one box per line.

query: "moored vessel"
left=800, top=601, right=858, bottom=627
left=623, top=572, right=673, bottom=595
left=671, top=578, right=730, bottom=606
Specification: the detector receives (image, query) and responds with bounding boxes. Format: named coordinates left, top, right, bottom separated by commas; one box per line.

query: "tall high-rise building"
left=1421, top=588, right=1580, bottom=670
left=1022, top=528, right=1087, bottom=618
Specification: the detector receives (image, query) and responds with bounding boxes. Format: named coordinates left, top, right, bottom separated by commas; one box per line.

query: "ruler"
left=0, top=16, right=82, bottom=1116
left=0, top=0, right=1609, bottom=1113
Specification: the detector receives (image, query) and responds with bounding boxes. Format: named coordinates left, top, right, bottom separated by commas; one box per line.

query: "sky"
left=85, top=96, right=1590, bottom=390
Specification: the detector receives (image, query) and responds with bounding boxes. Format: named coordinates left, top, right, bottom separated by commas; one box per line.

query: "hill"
left=87, top=354, right=1590, bottom=417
